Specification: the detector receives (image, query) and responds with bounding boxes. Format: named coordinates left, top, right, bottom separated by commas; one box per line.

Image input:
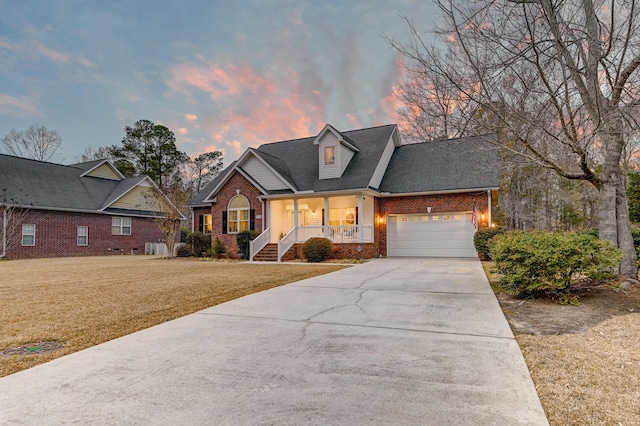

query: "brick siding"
left=207, top=171, right=266, bottom=257
left=4, top=209, right=169, bottom=259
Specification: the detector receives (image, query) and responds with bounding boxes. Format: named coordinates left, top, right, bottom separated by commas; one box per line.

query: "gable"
left=84, top=163, right=122, bottom=180
left=109, top=181, right=161, bottom=212
left=242, top=153, right=290, bottom=191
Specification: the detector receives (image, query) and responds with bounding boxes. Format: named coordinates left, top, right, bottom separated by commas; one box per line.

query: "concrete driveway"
left=0, top=258, right=548, bottom=425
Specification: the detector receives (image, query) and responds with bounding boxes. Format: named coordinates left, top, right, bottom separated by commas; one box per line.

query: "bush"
left=211, top=236, right=225, bottom=258
left=186, top=232, right=211, bottom=257
left=489, top=231, right=623, bottom=298
left=175, top=245, right=192, bottom=257
left=180, top=226, right=190, bottom=243
left=473, top=227, right=504, bottom=260
left=236, top=230, right=260, bottom=260
left=302, top=238, right=333, bottom=263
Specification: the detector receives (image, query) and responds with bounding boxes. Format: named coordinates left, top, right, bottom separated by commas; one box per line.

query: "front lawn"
left=0, top=256, right=344, bottom=377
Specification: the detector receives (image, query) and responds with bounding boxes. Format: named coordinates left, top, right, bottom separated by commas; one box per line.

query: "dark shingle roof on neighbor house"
left=0, top=154, right=157, bottom=215
left=379, top=134, right=499, bottom=193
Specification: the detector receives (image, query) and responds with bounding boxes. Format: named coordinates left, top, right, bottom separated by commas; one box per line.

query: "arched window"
left=227, top=195, right=250, bottom=233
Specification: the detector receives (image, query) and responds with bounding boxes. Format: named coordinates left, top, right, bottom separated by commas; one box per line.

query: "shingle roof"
left=0, top=154, right=158, bottom=213
left=379, top=134, right=499, bottom=193
left=256, top=124, right=397, bottom=192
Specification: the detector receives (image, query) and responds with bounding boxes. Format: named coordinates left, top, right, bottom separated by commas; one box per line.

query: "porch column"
left=324, top=197, right=330, bottom=239
left=487, top=190, right=492, bottom=227
left=357, top=194, right=364, bottom=243
left=293, top=199, right=298, bottom=228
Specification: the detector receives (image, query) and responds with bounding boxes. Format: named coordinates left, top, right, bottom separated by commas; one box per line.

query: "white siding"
left=368, top=136, right=395, bottom=189
left=269, top=200, right=288, bottom=243
left=318, top=132, right=340, bottom=180
left=339, top=143, right=356, bottom=175
left=111, top=186, right=160, bottom=211
left=86, top=164, right=122, bottom=180
left=243, top=155, right=289, bottom=190
left=363, top=196, right=374, bottom=226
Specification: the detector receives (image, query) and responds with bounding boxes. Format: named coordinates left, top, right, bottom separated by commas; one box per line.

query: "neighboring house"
left=189, top=124, right=499, bottom=261
left=0, top=154, right=183, bottom=259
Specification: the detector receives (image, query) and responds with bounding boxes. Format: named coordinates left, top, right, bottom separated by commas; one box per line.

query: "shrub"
left=489, top=231, right=623, bottom=298
left=473, top=227, right=504, bottom=260
left=211, top=236, right=225, bottom=258
left=175, top=245, right=192, bottom=257
left=186, top=232, right=211, bottom=257
left=180, top=226, right=190, bottom=243
left=302, top=238, right=333, bottom=263
left=236, top=230, right=260, bottom=260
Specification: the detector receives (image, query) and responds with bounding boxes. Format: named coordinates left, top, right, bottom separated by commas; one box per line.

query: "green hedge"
left=489, top=231, right=623, bottom=298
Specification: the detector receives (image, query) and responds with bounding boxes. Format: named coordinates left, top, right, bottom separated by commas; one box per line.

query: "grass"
left=518, top=315, right=640, bottom=425
left=0, top=256, right=345, bottom=377
left=483, top=261, right=640, bottom=425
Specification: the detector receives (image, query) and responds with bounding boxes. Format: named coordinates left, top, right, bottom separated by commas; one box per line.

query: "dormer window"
left=324, top=146, right=335, bottom=165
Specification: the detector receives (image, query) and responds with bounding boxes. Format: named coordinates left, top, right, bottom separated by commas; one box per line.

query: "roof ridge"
left=403, top=132, right=497, bottom=146
left=0, top=153, right=80, bottom=168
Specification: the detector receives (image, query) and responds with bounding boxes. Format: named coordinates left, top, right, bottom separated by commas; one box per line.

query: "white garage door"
left=387, top=213, right=477, bottom=257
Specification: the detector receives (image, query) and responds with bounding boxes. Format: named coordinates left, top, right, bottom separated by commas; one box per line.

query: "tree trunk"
left=616, top=181, right=637, bottom=276
left=599, top=121, right=638, bottom=277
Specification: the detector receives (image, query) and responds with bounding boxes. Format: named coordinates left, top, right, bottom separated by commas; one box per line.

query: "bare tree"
left=74, top=146, right=113, bottom=163
left=0, top=191, right=31, bottom=259
left=143, top=183, right=189, bottom=258
left=1, top=124, right=62, bottom=161
left=390, top=0, right=640, bottom=276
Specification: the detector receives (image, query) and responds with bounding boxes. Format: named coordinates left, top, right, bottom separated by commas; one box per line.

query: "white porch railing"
left=249, top=227, right=270, bottom=261
left=287, top=225, right=374, bottom=245
left=278, top=227, right=297, bottom=262
left=297, top=226, right=325, bottom=241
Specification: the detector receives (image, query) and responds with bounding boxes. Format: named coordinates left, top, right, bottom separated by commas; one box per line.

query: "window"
left=227, top=195, right=249, bottom=234
left=77, top=226, right=88, bottom=246
left=324, top=146, right=335, bottom=165
left=22, top=224, right=35, bottom=246
left=112, top=217, right=131, bottom=235
left=202, top=214, right=213, bottom=234
left=329, top=207, right=357, bottom=226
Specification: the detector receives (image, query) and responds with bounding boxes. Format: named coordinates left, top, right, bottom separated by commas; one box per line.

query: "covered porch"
left=251, top=194, right=375, bottom=261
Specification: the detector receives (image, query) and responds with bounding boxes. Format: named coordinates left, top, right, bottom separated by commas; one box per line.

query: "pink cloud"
left=0, top=93, right=41, bottom=117
left=178, top=127, right=188, bottom=135
left=34, top=42, right=71, bottom=64
left=185, top=113, right=198, bottom=121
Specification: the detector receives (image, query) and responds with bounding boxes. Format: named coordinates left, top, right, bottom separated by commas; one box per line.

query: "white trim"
left=21, top=223, right=36, bottom=246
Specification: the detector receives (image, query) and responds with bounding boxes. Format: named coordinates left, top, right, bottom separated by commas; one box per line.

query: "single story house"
left=188, top=124, right=499, bottom=261
left=0, top=154, right=183, bottom=259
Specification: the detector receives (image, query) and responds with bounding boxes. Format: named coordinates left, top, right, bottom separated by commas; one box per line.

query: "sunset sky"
left=0, top=1, right=439, bottom=165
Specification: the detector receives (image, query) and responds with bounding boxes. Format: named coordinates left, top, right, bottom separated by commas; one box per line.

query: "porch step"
left=252, top=243, right=278, bottom=262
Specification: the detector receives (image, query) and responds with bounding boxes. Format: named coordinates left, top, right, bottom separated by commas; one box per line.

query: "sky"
left=0, top=1, right=439, bottom=166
